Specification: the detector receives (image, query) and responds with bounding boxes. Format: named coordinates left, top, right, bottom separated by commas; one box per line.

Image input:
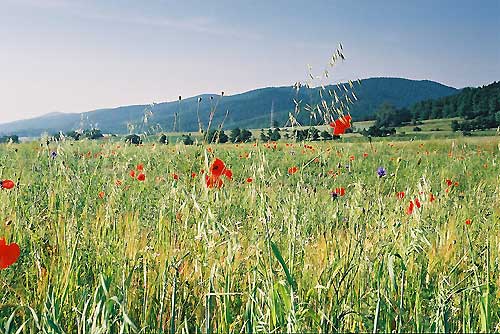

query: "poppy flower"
left=205, top=175, right=223, bottom=188
left=223, top=169, right=233, bottom=180
left=137, top=173, right=146, bottom=181
left=0, top=238, right=20, bottom=269
left=191, top=172, right=197, bottom=178
left=288, top=166, right=298, bottom=174
left=98, top=191, right=105, bottom=199
left=396, top=191, right=405, bottom=199
left=445, top=179, right=452, bottom=186
left=349, top=155, right=355, bottom=161
left=172, top=173, right=179, bottom=180
left=406, top=201, right=414, bottom=215
left=414, top=198, right=421, bottom=208
left=363, top=153, right=368, bottom=158
left=429, top=193, right=436, bottom=202
left=0, top=180, right=15, bottom=190
left=130, top=170, right=136, bottom=178
left=137, top=164, right=144, bottom=171
left=246, top=177, right=253, bottom=183
left=209, top=158, right=226, bottom=177
left=465, top=219, right=471, bottom=225
left=329, top=115, right=352, bottom=135
left=334, top=187, right=346, bottom=196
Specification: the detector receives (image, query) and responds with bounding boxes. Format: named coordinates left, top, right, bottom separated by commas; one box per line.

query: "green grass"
left=0, top=136, right=499, bottom=333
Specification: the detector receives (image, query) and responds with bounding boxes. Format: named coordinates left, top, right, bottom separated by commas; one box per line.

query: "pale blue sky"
left=1, top=0, right=499, bottom=123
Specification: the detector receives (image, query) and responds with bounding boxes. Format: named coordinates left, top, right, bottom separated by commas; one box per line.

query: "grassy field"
left=0, top=136, right=499, bottom=333
left=150, top=118, right=497, bottom=144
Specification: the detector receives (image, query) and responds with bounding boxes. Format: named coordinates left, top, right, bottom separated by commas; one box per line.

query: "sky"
left=1, top=0, right=499, bottom=123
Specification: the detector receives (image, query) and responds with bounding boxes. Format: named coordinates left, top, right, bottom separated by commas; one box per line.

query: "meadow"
left=0, top=135, right=499, bottom=333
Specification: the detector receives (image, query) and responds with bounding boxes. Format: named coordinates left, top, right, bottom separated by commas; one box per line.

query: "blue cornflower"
left=377, top=166, right=386, bottom=178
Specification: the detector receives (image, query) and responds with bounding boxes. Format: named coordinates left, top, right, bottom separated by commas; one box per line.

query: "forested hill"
left=409, top=81, right=500, bottom=130
left=0, top=77, right=458, bottom=136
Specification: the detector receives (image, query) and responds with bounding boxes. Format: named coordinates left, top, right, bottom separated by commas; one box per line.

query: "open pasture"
left=0, top=136, right=499, bottom=333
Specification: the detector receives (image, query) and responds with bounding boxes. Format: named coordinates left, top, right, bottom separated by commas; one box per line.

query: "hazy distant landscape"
left=0, top=77, right=459, bottom=137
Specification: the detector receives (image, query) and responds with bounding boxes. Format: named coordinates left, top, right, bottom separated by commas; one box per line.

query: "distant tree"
left=308, top=127, right=320, bottom=141
left=182, top=134, right=194, bottom=145
left=260, top=130, right=269, bottom=142
left=218, top=131, right=228, bottom=143
left=413, top=126, right=422, bottom=132
left=320, top=130, right=332, bottom=140
left=83, top=128, right=104, bottom=140
left=65, top=131, right=81, bottom=140
left=375, top=103, right=411, bottom=128
left=207, top=129, right=228, bottom=143
left=0, top=135, right=19, bottom=143
left=159, top=133, right=168, bottom=144
left=294, top=129, right=306, bottom=142
left=229, top=128, right=241, bottom=143
left=363, top=125, right=396, bottom=137
left=125, top=134, right=142, bottom=145
left=269, top=128, right=281, bottom=141
left=239, top=129, right=253, bottom=142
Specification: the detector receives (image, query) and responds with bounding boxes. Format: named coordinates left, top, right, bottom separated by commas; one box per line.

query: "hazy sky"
left=1, top=0, right=499, bottom=123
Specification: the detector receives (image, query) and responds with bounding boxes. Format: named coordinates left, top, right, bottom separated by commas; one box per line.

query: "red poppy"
left=414, top=198, right=421, bottom=209
left=429, top=193, right=436, bottom=202
left=172, top=173, right=179, bottom=180
left=205, top=175, right=223, bottom=189
left=329, top=115, right=352, bottom=135
left=445, top=179, right=452, bottom=186
left=137, top=164, right=144, bottom=171
left=223, top=169, right=233, bottom=180
left=0, top=238, right=20, bottom=270
left=465, top=219, right=472, bottom=225
left=191, top=172, right=197, bottom=178
left=0, top=180, right=15, bottom=189
left=209, top=158, right=226, bottom=177
left=98, top=191, right=105, bottom=199
left=454, top=181, right=459, bottom=187
left=396, top=191, right=405, bottom=199
left=349, top=155, right=355, bottom=161
left=363, top=153, right=368, bottom=158
left=137, top=173, right=146, bottom=181
left=130, top=170, right=136, bottom=178
left=288, top=166, right=298, bottom=174
left=334, top=187, right=346, bottom=196
left=406, top=201, right=414, bottom=215
left=246, top=177, right=253, bottom=183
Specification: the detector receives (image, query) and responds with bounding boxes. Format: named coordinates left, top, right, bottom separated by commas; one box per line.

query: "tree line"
left=362, top=81, right=500, bottom=136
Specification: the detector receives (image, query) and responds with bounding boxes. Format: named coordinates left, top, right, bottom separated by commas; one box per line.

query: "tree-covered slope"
left=0, top=77, right=458, bottom=136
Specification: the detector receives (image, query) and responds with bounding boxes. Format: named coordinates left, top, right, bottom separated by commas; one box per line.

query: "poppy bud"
left=0, top=180, right=15, bottom=189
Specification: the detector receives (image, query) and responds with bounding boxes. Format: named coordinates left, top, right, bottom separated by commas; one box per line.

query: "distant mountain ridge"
left=0, top=77, right=459, bottom=136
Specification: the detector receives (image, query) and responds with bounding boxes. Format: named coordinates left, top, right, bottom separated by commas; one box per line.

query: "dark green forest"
left=373, top=81, right=500, bottom=132
left=411, top=81, right=500, bottom=130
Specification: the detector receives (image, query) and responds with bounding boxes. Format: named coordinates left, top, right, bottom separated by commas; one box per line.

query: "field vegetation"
left=0, top=135, right=499, bottom=333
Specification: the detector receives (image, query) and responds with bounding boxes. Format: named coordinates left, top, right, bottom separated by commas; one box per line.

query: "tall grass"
left=0, top=136, right=498, bottom=333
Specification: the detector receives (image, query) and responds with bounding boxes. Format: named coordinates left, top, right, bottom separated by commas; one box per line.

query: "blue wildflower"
left=377, top=166, right=386, bottom=178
